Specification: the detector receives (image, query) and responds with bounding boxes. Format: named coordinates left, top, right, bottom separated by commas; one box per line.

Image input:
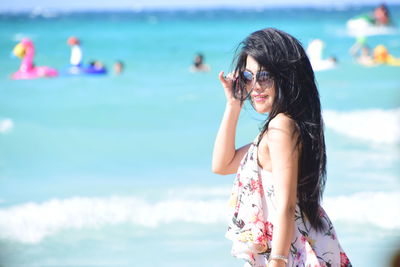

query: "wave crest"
left=0, top=191, right=399, bottom=244
left=0, top=196, right=227, bottom=244
left=323, top=108, right=400, bottom=144
left=324, top=191, right=400, bottom=230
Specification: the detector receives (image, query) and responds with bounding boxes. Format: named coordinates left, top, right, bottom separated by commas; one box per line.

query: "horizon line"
left=1, top=3, right=398, bottom=14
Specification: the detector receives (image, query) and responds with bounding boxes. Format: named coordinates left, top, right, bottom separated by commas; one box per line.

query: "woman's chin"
left=254, top=105, right=271, bottom=114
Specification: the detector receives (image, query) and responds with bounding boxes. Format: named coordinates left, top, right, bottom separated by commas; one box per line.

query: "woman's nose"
left=252, top=80, right=264, bottom=92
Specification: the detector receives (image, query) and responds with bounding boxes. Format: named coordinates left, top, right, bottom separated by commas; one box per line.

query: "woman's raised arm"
left=212, top=71, right=251, bottom=175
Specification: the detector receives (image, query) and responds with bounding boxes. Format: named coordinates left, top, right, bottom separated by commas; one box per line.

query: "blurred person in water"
left=190, top=53, right=210, bottom=72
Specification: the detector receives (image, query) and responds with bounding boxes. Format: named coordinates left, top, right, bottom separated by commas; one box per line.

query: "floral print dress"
left=225, top=136, right=352, bottom=267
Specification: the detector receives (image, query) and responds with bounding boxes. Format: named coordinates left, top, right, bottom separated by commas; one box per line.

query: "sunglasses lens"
left=257, top=71, right=272, bottom=82
left=257, top=71, right=273, bottom=87
left=242, top=71, right=253, bottom=83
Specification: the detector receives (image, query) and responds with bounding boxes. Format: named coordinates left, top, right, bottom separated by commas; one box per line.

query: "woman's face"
left=244, top=55, right=276, bottom=114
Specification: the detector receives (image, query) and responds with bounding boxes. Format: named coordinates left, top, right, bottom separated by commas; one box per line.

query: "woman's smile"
left=252, top=93, right=269, bottom=103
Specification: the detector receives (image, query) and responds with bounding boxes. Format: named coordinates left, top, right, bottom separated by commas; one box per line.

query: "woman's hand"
left=218, top=71, right=241, bottom=108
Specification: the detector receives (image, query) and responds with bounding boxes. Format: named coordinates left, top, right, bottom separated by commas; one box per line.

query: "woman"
left=212, top=28, right=351, bottom=267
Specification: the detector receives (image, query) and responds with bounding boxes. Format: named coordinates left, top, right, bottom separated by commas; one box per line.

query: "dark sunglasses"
left=241, top=70, right=273, bottom=87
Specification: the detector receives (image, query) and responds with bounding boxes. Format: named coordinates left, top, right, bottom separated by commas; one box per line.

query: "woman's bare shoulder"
left=258, top=114, right=298, bottom=169
left=268, top=113, right=296, bottom=131
left=261, top=113, right=298, bottom=148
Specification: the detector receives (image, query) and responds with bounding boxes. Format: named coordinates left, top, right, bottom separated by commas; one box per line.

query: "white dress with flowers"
left=225, top=136, right=352, bottom=267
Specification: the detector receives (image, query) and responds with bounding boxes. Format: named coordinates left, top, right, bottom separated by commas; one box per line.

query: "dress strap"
left=252, top=132, right=262, bottom=146
left=250, top=132, right=263, bottom=168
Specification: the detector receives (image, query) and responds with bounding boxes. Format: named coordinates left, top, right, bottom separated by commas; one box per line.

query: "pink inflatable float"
left=12, top=38, right=58, bottom=80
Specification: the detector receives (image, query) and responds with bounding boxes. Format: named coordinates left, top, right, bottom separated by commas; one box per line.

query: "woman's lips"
left=252, top=94, right=268, bottom=103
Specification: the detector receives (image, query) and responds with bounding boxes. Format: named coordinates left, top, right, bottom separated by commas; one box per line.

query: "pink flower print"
left=301, top=235, right=307, bottom=244
left=255, top=232, right=265, bottom=243
left=249, top=205, right=263, bottom=223
left=295, top=251, right=302, bottom=261
left=249, top=208, right=264, bottom=234
left=264, top=221, right=273, bottom=241
left=250, top=253, right=255, bottom=262
left=253, top=229, right=268, bottom=253
left=340, top=252, right=351, bottom=267
left=247, top=178, right=264, bottom=196
left=254, top=221, right=271, bottom=244
left=255, top=221, right=265, bottom=230
left=247, top=208, right=273, bottom=253
left=249, top=179, right=257, bottom=192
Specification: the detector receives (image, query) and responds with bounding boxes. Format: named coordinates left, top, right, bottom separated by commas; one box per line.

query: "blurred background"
left=0, top=0, right=399, bottom=266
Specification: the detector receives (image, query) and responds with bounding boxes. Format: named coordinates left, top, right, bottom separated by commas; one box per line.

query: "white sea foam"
left=323, top=108, right=400, bottom=144
left=0, top=196, right=227, bottom=244
left=0, top=119, right=14, bottom=133
left=323, top=191, right=400, bottom=230
left=0, top=191, right=398, bottom=244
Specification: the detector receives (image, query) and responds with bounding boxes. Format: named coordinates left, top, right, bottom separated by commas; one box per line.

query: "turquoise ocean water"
left=0, top=6, right=400, bottom=266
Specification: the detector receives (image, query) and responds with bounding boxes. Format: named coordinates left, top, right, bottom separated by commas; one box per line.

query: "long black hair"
left=232, top=28, right=327, bottom=231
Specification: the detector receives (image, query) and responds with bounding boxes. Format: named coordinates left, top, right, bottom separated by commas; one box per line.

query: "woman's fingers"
left=219, top=71, right=234, bottom=86
left=218, top=71, right=242, bottom=106
left=226, top=72, right=235, bottom=80
left=219, top=71, right=231, bottom=85
left=218, top=71, right=226, bottom=83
